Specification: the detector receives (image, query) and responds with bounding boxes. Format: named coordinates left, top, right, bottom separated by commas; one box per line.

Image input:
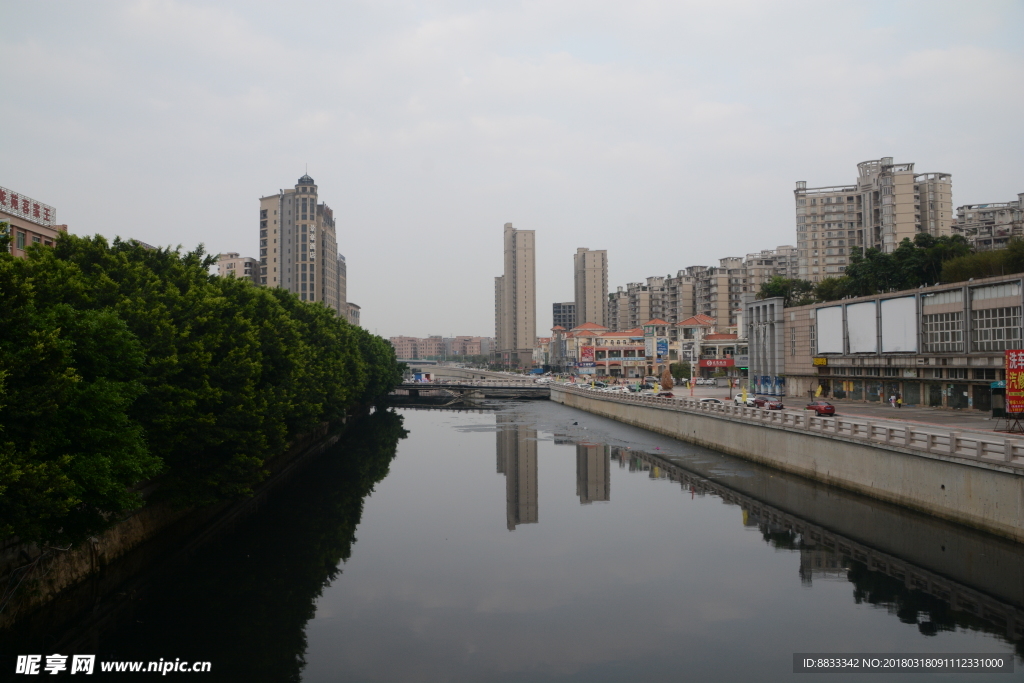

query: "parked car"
left=733, top=395, right=756, bottom=406
left=805, top=401, right=836, bottom=416
left=699, top=397, right=724, bottom=405
left=656, top=390, right=675, bottom=398
left=752, top=396, right=784, bottom=410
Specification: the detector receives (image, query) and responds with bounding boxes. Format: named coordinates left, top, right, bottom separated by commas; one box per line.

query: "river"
left=3, top=401, right=1022, bottom=681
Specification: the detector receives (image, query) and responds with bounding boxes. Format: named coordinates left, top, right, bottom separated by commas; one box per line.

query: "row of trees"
left=0, top=231, right=404, bottom=545
left=760, top=234, right=1024, bottom=305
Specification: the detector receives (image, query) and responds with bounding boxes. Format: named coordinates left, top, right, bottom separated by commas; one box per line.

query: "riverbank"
left=551, top=385, right=1024, bottom=543
left=0, top=416, right=356, bottom=633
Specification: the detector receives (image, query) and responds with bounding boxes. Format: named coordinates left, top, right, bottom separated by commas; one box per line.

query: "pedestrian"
left=889, top=394, right=896, bottom=408
left=896, top=394, right=903, bottom=409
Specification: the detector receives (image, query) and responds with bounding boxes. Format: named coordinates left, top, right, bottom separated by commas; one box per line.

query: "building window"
left=922, top=312, right=963, bottom=352
left=16, top=232, right=25, bottom=249
left=947, top=368, right=967, bottom=379
left=971, top=306, right=1022, bottom=352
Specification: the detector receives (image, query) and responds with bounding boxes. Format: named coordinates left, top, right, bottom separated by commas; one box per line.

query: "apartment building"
left=606, top=246, right=795, bottom=334
left=1, top=185, right=67, bottom=257
left=553, top=301, right=576, bottom=330
left=494, top=222, right=537, bottom=368
left=217, top=252, right=259, bottom=284
left=796, top=157, right=953, bottom=282
left=258, top=174, right=345, bottom=315
left=953, top=193, right=1024, bottom=251
left=574, top=248, right=608, bottom=327
left=747, top=274, right=1023, bottom=411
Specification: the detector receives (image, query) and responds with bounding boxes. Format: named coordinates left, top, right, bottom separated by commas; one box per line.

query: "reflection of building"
left=496, top=414, right=538, bottom=530
left=575, top=443, right=610, bottom=504
left=798, top=545, right=850, bottom=586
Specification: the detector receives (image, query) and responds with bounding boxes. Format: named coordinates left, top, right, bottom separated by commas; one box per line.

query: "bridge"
left=392, top=379, right=550, bottom=400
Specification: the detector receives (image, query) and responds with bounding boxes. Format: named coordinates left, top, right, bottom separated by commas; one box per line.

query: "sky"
left=2, top=0, right=1022, bottom=339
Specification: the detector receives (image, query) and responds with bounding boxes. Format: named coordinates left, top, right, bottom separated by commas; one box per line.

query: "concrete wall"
left=552, top=387, right=1024, bottom=543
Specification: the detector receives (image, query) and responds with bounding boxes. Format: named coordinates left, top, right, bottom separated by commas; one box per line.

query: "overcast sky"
left=3, top=1, right=1022, bottom=338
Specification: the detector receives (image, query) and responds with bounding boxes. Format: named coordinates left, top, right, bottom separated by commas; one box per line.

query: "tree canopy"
left=0, top=233, right=403, bottom=545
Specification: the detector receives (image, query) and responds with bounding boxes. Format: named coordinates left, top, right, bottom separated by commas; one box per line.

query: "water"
left=3, top=402, right=1022, bottom=681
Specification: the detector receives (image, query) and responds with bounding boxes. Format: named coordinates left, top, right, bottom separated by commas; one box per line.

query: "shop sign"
left=0, top=186, right=56, bottom=227
left=576, top=362, right=595, bottom=368
left=1006, top=350, right=1024, bottom=413
left=699, top=359, right=735, bottom=368
left=812, top=357, right=828, bottom=366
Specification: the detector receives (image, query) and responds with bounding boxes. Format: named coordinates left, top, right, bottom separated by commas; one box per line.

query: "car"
left=751, top=396, right=784, bottom=410
left=733, top=395, right=756, bottom=406
left=534, top=377, right=554, bottom=384
left=806, top=400, right=836, bottom=416
left=699, top=397, right=724, bottom=405
left=656, top=390, right=675, bottom=398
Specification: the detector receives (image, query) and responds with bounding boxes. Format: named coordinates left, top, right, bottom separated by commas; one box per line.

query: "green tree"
left=757, top=276, right=815, bottom=307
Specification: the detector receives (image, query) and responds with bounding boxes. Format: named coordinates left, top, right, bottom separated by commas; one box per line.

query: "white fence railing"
left=554, top=385, right=1024, bottom=472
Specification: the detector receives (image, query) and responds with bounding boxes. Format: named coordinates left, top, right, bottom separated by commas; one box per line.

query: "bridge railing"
left=554, top=385, right=1024, bottom=473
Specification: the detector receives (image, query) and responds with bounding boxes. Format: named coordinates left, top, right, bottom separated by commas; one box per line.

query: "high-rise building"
left=574, top=248, right=608, bottom=327
left=553, top=301, right=576, bottom=330
left=259, top=174, right=344, bottom=315
left=953, top=193, right=1024, bottom=251
left=795, top=157, right=953, bottom=282
left=217, top=252, right=259, bottom=284
left=494, top=222, right=536, bottom=367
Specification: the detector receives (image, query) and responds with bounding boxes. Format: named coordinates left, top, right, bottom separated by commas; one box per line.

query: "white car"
left=699, top=397, right=724, bottom=405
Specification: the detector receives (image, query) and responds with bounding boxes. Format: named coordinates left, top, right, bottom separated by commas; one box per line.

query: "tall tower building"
left=574, top=248, right=608, bottom=327
left=795, top=158, right=952, bottom=283
left=495, top=222, right=536, bottom=367
left=259, top=174, right=344, bottom=314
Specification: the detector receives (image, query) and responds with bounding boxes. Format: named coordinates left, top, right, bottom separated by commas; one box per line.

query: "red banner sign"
left=1006, top=350, right=1024, bottom=414
left=580, top=346, right=595, bottom=362
left=699, top=359, right=734, bottom=367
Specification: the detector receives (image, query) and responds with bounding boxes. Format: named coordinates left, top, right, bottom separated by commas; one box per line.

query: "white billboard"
left=846, top=301, right=878, bottom=353
left=881, top=297, right=918, bottom=352
left=815, top=306, right=843, bottom=354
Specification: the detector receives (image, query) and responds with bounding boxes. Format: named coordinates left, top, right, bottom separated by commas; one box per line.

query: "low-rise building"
left=746, top=274, right=1023, bottom=410
left=1, top=185, right=67, bottom=257
left=217, top=252, right=260, bottom=284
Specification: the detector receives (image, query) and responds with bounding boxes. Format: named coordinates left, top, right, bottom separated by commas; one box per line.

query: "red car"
left=806, top=401, right=835, bottom=416
left=752, top=396, right=784, bottom=410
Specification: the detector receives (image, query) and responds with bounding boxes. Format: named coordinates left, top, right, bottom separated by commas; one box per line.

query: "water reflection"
left=495, top=414, right=538, bottom=530
left=575, top=443, right=610, bottom=504
left=0, top=410, right=408, bottom=682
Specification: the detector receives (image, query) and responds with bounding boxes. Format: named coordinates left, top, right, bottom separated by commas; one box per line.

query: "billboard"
left=880, top=297, right=918, bottom=353
left=699, top=359, right=734, bottom=367
left=846, top=301, right=877, bottom=353
left=580, top=346, right=595, bottom=363
left=656, top=340, right=668, bottom=356
left=644, top=338, right=655, bottom=357
left=815, top=306, right=843, bottom=354
left=0, top=186, right=56, bottom=227
left=1007, top=350, right=1024, bottom=414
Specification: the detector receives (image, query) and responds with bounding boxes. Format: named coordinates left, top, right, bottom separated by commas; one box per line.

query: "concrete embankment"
left=552, top=386, right=1024, bottom=543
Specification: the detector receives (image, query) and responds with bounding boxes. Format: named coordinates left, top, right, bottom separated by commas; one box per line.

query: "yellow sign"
left=812, top=357, right=828, bottom=366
